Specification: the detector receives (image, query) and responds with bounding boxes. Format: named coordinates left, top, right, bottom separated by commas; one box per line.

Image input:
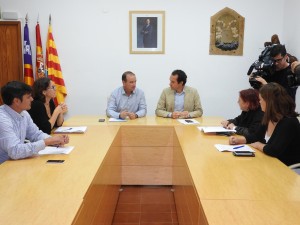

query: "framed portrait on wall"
left=129, top=11, right=165, bottom=54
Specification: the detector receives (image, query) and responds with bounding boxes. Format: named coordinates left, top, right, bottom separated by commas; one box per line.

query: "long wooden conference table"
left=0, top=116, right=300, bottom=225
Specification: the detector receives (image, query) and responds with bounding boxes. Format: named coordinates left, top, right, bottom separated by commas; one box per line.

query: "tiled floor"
left=112, top=185, right=178, bottom=225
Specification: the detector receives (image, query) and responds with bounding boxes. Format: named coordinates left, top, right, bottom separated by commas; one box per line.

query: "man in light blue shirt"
left=106, top=71, right=147, bottom=119
left=0, top=81, right=69, bottom=164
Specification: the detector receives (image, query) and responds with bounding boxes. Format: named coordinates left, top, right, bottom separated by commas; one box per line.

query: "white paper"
left=198, top=126, right=236, bottom=133
left=108, top=118, right=127, bottom=122
left=177, top=119, right=200, bottom=125
left=54, top=126, right=87, bottom=133
left=38, top=146, right=75, bottom=155
left=214, top=144, right=255, bottom=152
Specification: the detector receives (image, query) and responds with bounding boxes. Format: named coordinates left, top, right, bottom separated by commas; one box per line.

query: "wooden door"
left=0, top=21, right=23, bottom=105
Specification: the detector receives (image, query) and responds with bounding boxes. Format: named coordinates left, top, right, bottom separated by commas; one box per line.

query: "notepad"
left=108, top=118, right=127, bottom=122
left=38, top=146, right=75, bottom=155
left=177, top=119, right=200, bottom=125
left=54, top=126, right=87, bottom=133
left=214, top=144, right=255, bottom=152
left=198, top=126, right=236, bottom=133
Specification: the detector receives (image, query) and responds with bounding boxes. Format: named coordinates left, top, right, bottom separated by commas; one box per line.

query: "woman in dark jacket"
left=221, top=88, right=264, bottom=137
left=229, top=83, right=300, bottom=166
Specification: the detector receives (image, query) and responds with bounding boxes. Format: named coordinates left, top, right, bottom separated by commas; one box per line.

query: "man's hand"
left=128, top=112, right=138, bottom=120
left=119, top=111, right=129, bottom=119
left=172, top=112, right=181, bottom=119
left=172, top=111, right=190, bottom=119
left=254, top=76, right=267, bottom=85
left=179, top=111, right=189, bottom=119
left=291, top=61, right=300, bottom=73
left=44, top=135, right=69, bottom=147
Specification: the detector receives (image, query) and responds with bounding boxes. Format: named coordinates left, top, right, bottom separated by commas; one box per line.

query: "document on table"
left=108, top=118, right=127, bottom=122
left=177, top=119, right=200, bottom=125
left=38, top=146, right=75, bottom=155
left=198, top=126, right=236, bottom=133
left=54, top=126, right=87, bottom=133
left=214, top=144, right=255, bottom=152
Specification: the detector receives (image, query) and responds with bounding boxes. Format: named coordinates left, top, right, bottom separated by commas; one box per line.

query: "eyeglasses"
left=47, top=86, right=56, bottom=90
left=273, top=57, right=284, bottom=63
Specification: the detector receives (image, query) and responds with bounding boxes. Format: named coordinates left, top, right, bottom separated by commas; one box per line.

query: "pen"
left=60, top=128, right=72, bottom=132
left=233, top=145, right=244, bottom=149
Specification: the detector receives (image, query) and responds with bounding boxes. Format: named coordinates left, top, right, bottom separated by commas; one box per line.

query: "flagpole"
left=49, top=14, right=51, bottom=25
left=25, top=13, right=28, bottom=24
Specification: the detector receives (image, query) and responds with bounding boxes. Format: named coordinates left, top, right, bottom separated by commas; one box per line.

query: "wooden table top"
left=174, top=125, right=300, bottom=201
left=1, top=116, right=299, bottom=225
left=0, top=126, right=120, bottom=225
left=63, top=115, right=223, bottom=126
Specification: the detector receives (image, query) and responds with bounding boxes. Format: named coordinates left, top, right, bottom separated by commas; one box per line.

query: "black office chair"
left=289, top=163, right=300, bottom=175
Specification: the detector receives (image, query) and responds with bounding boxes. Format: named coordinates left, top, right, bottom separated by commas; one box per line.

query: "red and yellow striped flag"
left=45, top=21, right=67, bottom=104
left=23, top=21, right=34, bottom=86
left=36, top=21, right=45, bottom=78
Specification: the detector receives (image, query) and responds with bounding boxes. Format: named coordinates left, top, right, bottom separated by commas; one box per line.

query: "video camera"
left=247, top=44, right=300, bottom=89
left=247, top=45, right=275, bottom=89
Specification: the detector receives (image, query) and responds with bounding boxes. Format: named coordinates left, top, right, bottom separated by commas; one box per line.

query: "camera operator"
left=253, top=44, right=298, bottom=102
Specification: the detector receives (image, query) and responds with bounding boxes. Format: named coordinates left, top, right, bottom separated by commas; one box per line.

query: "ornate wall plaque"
left=209, top=7, right=245, bottom=56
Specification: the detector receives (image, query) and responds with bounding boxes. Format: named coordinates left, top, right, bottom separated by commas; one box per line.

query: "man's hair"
left=270, top=44, right=287, bottom=57
left=32, top=77, right=51, bottom=103
left=239, top=88, right=260, bottom=111
left=259, top=82, right=298, bottom=125
left=171, top=69, right=187, bottom=85
left=1, top=81, right=32, bottom=105
left=122, top=71, right=135, bottom=82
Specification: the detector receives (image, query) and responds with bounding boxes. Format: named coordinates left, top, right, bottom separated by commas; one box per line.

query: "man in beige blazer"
left=155, top=69, right=203, bottom=118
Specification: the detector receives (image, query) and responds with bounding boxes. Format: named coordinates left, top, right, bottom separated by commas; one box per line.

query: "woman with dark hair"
left=229, top=83, right=300, bottom=166
left=221, top=88, right=264, bottom=137
left=28, top=77, right=68, bottom=134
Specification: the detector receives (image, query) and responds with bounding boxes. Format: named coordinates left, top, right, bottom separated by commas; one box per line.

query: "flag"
left=36, top=21, right=45, bottom=78
left=23, top=20, right=34, bottom=86
left=45, top=18, right=67, bottom=104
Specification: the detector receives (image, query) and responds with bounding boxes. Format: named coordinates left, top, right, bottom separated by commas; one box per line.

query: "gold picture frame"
left=129, top=11, right=165, bottom=54
left=209, top=7, right=245, bottom=56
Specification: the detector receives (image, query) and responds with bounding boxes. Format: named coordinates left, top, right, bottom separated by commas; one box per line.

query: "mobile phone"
left=233, top=151, right=255, bottom=157
left=216, top=132, right=233, bottom=137
left=98, top=119, right=105, bottom=122
left=185, top=119, right=193, bottom=123
left=46, top=159, right=65, bottom=164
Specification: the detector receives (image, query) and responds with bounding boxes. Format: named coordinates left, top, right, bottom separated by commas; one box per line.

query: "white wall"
left=1, top=0, right=298, bottom=119
left=283, top=0, right=300, bottom=58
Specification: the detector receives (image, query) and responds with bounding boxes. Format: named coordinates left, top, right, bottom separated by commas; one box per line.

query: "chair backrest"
left=289, top=163, right=300, bottom=175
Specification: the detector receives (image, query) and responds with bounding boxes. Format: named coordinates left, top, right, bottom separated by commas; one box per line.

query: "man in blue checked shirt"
left=0, top=81, right=69, bottom=164
left=106, top=71, right=147, bottom=120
